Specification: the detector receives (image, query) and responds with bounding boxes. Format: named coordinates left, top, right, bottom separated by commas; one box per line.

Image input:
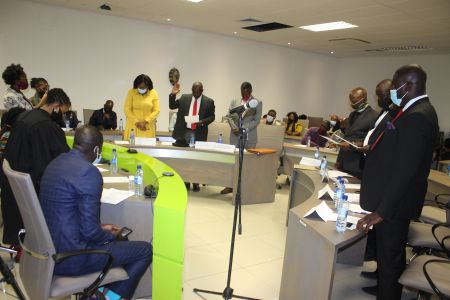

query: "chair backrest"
left=256, top=124, right=285, bottom=150
left=207, top=122, right=231, bottom=144
left=2, top=159, right=55, bottom=300
left=83, top=109, right=96, bottom=125
left=307, top=116, right=323, bottom=128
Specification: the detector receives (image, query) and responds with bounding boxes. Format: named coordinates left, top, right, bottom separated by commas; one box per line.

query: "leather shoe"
left=361, top=285, right=377, bottom=296
left=361, top=269, right=378, bottom=280
left=220, top=187, right=233, bottom=194
left=192, top=183, right=200, bottom=192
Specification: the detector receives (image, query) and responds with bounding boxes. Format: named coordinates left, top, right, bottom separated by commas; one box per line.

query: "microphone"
left=229, top=99, right=258, bottom=114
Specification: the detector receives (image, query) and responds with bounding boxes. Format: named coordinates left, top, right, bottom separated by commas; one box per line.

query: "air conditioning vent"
left=328, top=38, right=371, bottom=45
left=365, top=45, right=433, bottom=52
left=242, top=22, right=293, bottom=32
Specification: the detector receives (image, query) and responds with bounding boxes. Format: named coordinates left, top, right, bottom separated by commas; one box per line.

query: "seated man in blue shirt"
left=89, top=100, right=117, bottom=130
left=40, top=125, right=152, bottom=299
left=301, top=120, right=331, bottom=147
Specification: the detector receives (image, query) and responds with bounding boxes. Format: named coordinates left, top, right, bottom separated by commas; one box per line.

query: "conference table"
left=279, top=168, right=366, bottom=300
left=65, top=129, right=123, bottom=141
left=127, top=142, right=279, bottom=205
left=99, top=166, right=154, bottom=298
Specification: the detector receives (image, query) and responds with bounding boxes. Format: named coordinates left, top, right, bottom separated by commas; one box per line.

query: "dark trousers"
left=375, top=218, right=410, bottom=300
left=55, top=241, right=152, bottom=299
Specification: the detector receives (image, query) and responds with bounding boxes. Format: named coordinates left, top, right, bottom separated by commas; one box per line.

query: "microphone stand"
left=193, top=112, right=261, bottom=300
left=0, top=246, right=26, bottom=300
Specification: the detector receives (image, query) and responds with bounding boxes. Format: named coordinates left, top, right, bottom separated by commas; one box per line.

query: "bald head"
left=376, top=79, right=393, bottom=109
left=192, top=82, right=203, bottom=99
left=73, top=125, right=103, bottom=161
left=392, top=64, right=427, bottom=104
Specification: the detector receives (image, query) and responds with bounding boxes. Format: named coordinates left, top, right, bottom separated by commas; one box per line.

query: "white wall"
left=334, top=54, right=450, bottom=134
left=0, top=0, right=337, bottom=130
left=1, top=0, right=449, bottom=133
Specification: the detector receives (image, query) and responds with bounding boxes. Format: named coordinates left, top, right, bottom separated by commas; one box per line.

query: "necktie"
left=191, top=99, right=198, bottom=130
left=370, top=109, right=404, bottom=151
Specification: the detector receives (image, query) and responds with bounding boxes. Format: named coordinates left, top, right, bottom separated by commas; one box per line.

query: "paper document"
left=320, top=135, right=340, bottom=145
left=346, top=193, right=360, bottom=203
left=345, top=184, right=361, bottom=190
left=303, top=201, right=337, bottom=222
left=294, top=144, right=307, bottom=148
left=299, top=157, right=321, bottom=167
left=328, top=170, right=352, bottom=178
left=158, top=136, right=176, bottom=143
left=318, top=185, right=335, bottom=200
left=195, top=141, right=236, bottom=153
left=333, top=135, right=361, bottom=149
left=135, top=137, right=156, bottom=146
left=349, top=203, right=371, bottom=214
left=160, top=142, right=173, bottom=146
left=294, top=164, right=317, bottom=171
left=184, top=115, right=199, bottom=124
left=101, top=188, right=134, bottom=205
left=103, top=177, right=129, bottom=183
left=97, top=166, right=108, bottom=173
left=114, top=140, right=129, bottom=145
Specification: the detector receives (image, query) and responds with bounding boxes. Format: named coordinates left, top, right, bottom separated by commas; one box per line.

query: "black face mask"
left=104, top=106, right=113, bottom=113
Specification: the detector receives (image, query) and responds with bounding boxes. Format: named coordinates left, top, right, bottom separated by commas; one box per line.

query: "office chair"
left=400, top=223, right=450, bottom=299
left=2, top=159, right=129, bottom=300
left=421, top=194, right=450, bottom=225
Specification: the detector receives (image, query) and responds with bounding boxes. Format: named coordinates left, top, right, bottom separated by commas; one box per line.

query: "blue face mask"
left=390, top=82, right=408, bottom=106
left=92, top=147, right=102, bottom=165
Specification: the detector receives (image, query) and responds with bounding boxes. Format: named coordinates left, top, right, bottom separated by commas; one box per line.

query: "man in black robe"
left=1, top=88, right=70, bottom=254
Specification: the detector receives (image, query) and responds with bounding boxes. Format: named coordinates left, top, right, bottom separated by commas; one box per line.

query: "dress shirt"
left=186, top=95, right=202, bottom=129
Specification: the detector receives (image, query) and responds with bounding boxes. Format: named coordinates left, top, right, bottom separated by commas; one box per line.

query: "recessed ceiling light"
left=330, top=51, right=334, bottom=54
left=300, top=21, right=357, bottom=32
left=287, top=42, right=291, bottom=45
left=233, top=31, right=237, bottom=35
left=166, top=18, right=171, bottom=22
left=187, top=0, right=203, bottom=3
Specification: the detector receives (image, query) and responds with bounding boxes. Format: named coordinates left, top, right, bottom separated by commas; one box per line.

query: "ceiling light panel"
left=300, top=21, right=358, bottom=32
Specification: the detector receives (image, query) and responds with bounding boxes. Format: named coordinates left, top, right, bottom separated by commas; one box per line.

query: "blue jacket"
left=40, top=149, right=115, bottom=272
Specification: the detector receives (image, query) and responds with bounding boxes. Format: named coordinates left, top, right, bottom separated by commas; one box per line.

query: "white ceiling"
left=28, top=0, right=450, bottom=57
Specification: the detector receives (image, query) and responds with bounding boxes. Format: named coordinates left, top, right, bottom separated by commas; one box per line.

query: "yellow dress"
left=285, top=123, right=303, bottom=135
left=123, top=88, right=160, bottom=139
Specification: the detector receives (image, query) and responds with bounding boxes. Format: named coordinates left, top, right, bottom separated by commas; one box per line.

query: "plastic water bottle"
left=314, top=147, right=320, bottom=159
left=110, top=149, right=118, bottom=174
left=65, top=118, right=70, bottom=130
left=189, top=132, right=195, bottom=147
left=319, top=155, right=328, bottom=177
left=119, top=118, right=123, bottom=131
left=218, top=134, right=223, bottom=144
left=134, top=164, right=144, bottom=196
left=336, top=194, right=349, bottom=233
left=307, top=136, right=311, bottom=147
left=339, top=178, right=346, bottom=195
left=130, top=129, right=135, bottom=145
left=333, top=186, right=340, bottom=208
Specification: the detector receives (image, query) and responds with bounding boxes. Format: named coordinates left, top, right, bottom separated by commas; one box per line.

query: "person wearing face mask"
left=261, top=109, right=280, bottom=125
left=39, top=126, right=153, bottom=299
left=169, top=82, right=215, bottom=192
left=0, top=88, right=70, bottom=261
left=329, top=115, right=342, bottom=132
left=357, top=66, right=438, bottom=300
left=51, top=101, right=79, bottom=130
left=2, top=63, right=34, bottom=111
left=123, top=74, right=160, bottom=140
left=29, top=77, right=49, bottom=107
left=89, top=100, right=117, bottom=130
left=335, top=87, right=378, bottom=178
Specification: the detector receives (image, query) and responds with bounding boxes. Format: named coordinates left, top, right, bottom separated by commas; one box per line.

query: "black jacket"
left=337, top=106, right=378, bottom=178
left=360, top=97, right=438, bottom=220
left=169, top=93, right=215, bottom=142
left=89, top=108, right=117, bottom=130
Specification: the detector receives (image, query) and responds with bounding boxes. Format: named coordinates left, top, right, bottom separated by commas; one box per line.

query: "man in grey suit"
left=221, top=81, right=263, bottom=194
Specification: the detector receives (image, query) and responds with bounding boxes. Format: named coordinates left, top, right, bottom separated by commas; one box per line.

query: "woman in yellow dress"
left=124, top=74, right=160, bottom=140
left=285, top=111, right=303, bottom=136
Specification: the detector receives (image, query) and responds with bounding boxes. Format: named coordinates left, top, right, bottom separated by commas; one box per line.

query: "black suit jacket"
left=169, top=93, right=215, bottom=142
left=89, top=108, right=117, bottom=130
left=337, top=106, right=378, bottom=177
left=360, top=98, right=438, bottom=220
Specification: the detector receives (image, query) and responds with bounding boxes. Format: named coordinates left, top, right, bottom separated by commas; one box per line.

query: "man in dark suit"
left=40, top=125, right=152, bottom=299
left=336, top=87, right=378, bottom=178
left=169, top=81, right=215, bottom=191
left=89, top=100, right=117, bottom=130
left=357, top=65, right=439, bottom=300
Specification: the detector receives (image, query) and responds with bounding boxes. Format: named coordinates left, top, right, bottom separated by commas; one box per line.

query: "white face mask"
left=390, top=82, right=408, bottom=106
left=92, top=146, right=102, bottom=165
left=138, top=88, right=148, bottom=95
left=330, top=120, right=337, bottom=127
left=266, top=115, right=274, bottom=123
